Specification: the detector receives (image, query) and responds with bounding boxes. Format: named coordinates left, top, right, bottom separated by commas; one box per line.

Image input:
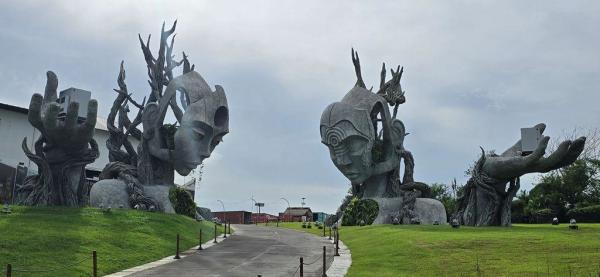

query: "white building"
left=0, top=102, right=139, bottom=202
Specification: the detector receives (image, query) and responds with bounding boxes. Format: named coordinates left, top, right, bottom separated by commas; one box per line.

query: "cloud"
left=0, top=1, right=598, bottom=214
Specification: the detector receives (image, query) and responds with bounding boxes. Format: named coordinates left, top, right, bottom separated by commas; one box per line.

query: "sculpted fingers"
left=44, top=71, right=58, bottom=104
left=44, top=103, right=61, bottom=131
left=28, top=94, right=44, bottom=130
left=84, top=99, right=98, bottom=132
left=65, top=101, right=79, bottom=129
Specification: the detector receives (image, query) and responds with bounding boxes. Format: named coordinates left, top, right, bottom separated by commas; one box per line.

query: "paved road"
left=130, top=224, right=335, bottom=277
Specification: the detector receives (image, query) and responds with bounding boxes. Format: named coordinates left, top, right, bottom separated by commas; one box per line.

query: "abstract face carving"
left=157, top=71, right=229, bottom=176
left=322, top=121, right=372, bottom=184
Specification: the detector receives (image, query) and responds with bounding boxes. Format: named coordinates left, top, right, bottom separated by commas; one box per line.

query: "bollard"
left=228, top=221, right=231, bottom=235
left=328, top=227, right=332, bottom=240
left=214, top=224, right=218, bottom=243
left=300, top=257, right=304, bottom=277
left=92, top=250, right=97, bottom=277
left=323, top=224, right=326, bottom=237
left=223, top=223, right=227, bottom=239
left=322, top=246, right=327, bottom=277
left=6, top=264, right=11, bottom=277
left=199, top=229, right=204, bottom=250
left=335, top=230, right=340, bottom=256
left=175, top=234, right=181, bottom=259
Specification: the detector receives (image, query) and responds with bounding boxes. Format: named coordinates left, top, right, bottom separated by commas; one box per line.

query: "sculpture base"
left=369, top=197, right=447, bottom=225
left=89, top=180, right=175, bottom=213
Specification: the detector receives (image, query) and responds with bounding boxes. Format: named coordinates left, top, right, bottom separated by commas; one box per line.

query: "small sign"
left=255, top=202, right=264, bottom=207
left=520, top=127, right=542, bottom=155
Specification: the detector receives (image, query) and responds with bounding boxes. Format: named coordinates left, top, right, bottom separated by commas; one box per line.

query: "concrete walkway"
left=125, top=224, right=337, bottom=277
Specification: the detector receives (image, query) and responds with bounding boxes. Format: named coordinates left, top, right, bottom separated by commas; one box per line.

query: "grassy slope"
left=279, top=222, right=600, bottom=276
left=0, top=206, right=224, bottom=277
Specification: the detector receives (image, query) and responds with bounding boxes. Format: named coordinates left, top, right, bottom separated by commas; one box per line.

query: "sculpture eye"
left=192, top=127, right=205, bottom=140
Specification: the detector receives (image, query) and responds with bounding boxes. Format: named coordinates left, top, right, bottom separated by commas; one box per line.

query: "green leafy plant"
left=342, top=197, right=379, bottom=226
left=169, top=186, right=197, bottom=218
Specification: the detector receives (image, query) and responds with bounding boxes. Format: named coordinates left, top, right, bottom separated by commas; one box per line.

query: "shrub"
left=168, top=186, right=196, bottom=218
left=342, top=197, right=379, bottom=226
left=567, top=205, right=600, bottom=222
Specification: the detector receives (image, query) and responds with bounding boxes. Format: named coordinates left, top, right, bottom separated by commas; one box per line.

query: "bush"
left=168, top=186, right=197, bottom=218
left=567, top=205, right=600, bottom=222
left=342, top=197, right=379, bottom=226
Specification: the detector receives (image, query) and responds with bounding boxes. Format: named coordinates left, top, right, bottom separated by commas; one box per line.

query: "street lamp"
left=280, top=197, right=290, bottom=222
left=250, top=197, right=256, bottom=224
left=217, top=200, right=225, bottom=223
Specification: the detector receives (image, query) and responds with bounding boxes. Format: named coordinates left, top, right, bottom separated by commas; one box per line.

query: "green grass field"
left=0, top=206, right=223, bottom=277
left=279, top=222, right=600, bottom=276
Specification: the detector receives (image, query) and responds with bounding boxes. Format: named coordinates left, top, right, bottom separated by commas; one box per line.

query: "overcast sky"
left=0, top=1, right=598, bottom=215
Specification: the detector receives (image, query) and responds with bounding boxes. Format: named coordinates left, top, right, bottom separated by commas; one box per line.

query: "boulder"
left=89, top=180, right=175, bottom=213
left=370, top=197, right=447, bottom=224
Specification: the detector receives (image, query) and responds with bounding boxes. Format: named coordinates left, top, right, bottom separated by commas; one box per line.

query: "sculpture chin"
left=344, top=171, right=369, bottom=185
left=174, top=160, right=202, bottom=176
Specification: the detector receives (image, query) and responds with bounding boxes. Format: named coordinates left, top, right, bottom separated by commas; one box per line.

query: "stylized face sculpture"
left=322, top=120, right=373, bottom=184
left=173, top=93, right=228, bottom=175
left=321, top=96, right=376, bottom=184
left=158, top=71, right=229, bottom=176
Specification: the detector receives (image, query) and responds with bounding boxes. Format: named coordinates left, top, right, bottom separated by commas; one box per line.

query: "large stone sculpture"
left=89, top=21, right=229, bottom=213
left=321, top=50, right=446, bottom=224
left=16, top=72, right=99, bottom=206
left=455, top=124, right=585, bottom=226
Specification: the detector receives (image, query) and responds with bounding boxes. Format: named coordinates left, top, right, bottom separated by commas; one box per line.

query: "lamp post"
left=217, top=199, right=226, bottom=223
left=280, top=197, right=290, bottom=222
left=251, top=197, right=256, bottom=224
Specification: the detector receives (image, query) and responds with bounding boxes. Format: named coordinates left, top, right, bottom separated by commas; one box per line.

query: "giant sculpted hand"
left=482, top=123, right=585, bottom=182
left=27, top=71, right=98, bottom=157
left=456, top=123, right=586, bottom=226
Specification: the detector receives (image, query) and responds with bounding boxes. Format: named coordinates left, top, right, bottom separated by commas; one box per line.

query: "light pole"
left=301, top=197, right=306, bottom=208
left=280, top=197, right=290, bottom=222
left=251, top=197, right=256, bottom=224
left=217, top=199, right=225, bottom=223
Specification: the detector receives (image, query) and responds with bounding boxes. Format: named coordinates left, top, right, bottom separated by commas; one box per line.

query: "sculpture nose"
left=335, top=154, right=352, bottom=166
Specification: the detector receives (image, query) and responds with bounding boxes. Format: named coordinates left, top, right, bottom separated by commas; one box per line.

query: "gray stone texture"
left=89, top=22, right=228, bottom=212
left=320, top=49, right=446, bottom=224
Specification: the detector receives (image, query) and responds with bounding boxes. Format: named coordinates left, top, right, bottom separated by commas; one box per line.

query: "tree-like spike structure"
left=351, top=48, right=366, bottom=88
left=101, top=21, right=198, bottom=211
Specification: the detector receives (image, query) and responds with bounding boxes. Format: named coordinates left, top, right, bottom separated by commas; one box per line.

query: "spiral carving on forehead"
left=324, top=126, right=347, bottom=147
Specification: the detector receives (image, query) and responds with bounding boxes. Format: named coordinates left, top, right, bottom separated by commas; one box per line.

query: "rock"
left=370, top=197, right=447, bottom=224
left=89, top=180, right=175, bottom=214
left=90, top=179, right=129, bottom=210
left=196, top=207, right=213, bottom=221
left=413, top=198, right=447, bottom=224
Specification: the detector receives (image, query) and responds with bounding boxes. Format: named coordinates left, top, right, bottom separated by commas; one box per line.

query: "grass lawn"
left=278, top=222, right=600, bottom=276
left=0, top=206, right=224, bottom=277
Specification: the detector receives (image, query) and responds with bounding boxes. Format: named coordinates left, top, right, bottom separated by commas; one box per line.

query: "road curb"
left=326, top=238, right=352, bottom=277
left=105, top=230, right=232, bottom=277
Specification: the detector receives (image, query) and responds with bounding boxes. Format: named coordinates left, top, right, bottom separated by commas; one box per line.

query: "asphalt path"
left=130, top=224, right=335, bottom=277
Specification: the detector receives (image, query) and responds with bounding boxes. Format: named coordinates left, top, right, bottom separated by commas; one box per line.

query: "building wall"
left=213, top=211, right=252, bottom=224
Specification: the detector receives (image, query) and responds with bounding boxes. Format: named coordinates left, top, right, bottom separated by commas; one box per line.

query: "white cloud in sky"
left=0, top=1, right=598, bottom=214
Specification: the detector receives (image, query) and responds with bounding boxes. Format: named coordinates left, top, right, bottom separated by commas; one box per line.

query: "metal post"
left=228, top=221, right=231, bottom=235
left=92, top=251, right=97, bottom=277
left=214, top=224, right=218, bottom=243
left=223, top=223, right=227, bottom=238
left=198, top=229, right=203, bottom=250
left=300, top=257, right=304, bottom=277
left=335, top=230, right=340, bottom=256
left=323, top=224, right=325, bottom=237
left=277, top=218, right=279, bottom=227
left=322, top=246, right=327, bottom=277
left=6, top=264, right=11, bottom=277
left=175, top=234, right=181, bottom=259
left=328, top=227, right=332, bottom=240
